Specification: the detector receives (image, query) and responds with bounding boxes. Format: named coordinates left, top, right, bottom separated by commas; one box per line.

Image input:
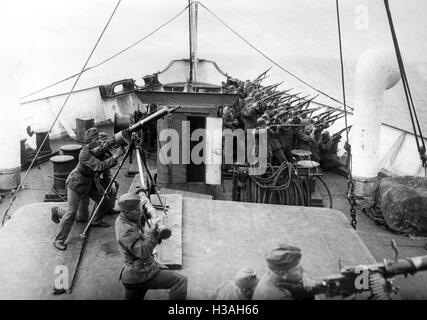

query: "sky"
left=1, top=0, right=427, bottom=105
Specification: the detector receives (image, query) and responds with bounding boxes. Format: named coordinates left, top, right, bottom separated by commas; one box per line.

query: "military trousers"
left=54, top=187, right=108, bottom=243
left=123, top=270, right=187, bottom=300
left=74, top=180, right=119, bottom=219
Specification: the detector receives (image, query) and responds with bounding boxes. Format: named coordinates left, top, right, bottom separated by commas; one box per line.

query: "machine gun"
left=113, top=106, right=179, bottom=145
left=80, top=105, right=179, bottom=238
left=89, top=106, right=179, bottom=157
left=277, top=244, right=427, bottom=300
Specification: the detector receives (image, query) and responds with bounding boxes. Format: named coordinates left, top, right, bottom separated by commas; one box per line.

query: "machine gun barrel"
left=384, top=255, right=427, bottom=275
left=114, top=106, right=179, bottom=145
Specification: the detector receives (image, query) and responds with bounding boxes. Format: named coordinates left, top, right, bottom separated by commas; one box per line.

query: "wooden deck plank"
left=57, top=222, right=88, bottom=294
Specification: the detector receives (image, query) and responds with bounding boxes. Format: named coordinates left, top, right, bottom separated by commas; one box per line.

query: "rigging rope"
left=198, top=1, right=353, bottom=111
left=384, top=0, right=427, bottom=177
left=20, top=3, right=190, bottom=101
left=1, top=0, right=123, bottom=226
left=335, top=0, right=356, bottom=229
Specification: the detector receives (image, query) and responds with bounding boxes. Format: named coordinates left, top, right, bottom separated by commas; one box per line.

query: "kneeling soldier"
left=252, top=244, right=315, bottom=300
left=212, top=266, right=259, bottom=300
left=115, top=192, right=187, bottom=300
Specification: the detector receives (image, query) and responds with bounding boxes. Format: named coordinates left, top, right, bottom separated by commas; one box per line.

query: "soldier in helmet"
left=76, top=132, right=120, bottom=221
left=295, top=120, right=320, bottom=162
left=115, top=192, right=187, bottom=300
left=252, top=245, right=315, bottom=300
left=51, top=127, right=125, bottom=250
left=223, top=105, right=240, bottom=130
left=212, top=266, right=259, bottom=300
left=319, top=131, right=342, bottom=170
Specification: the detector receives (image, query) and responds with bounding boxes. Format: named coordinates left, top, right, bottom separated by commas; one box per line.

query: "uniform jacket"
left=252, top=272, right=294, bottom=300
left=115, top=214, right=160, bottom=284
left=66, top=145, right=117, bottom=195
left=267, top=128, right=283, bottom=152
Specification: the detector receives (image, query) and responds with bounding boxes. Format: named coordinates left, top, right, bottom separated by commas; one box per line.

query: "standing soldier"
left=295, top=120, right=320, bottom=162
left=319, top=131, right=342, bottom=170
left=72, top=132, right=120, bottom=223
left=223, top=105, right=239, bottom=130
left=252, top=245, right=315, bottom=300
left=277, top=125, right=295, bottom=162
left=212, top=266, right=259, bottom=300
left=267, top=125, right=287, bottom=164
left=242, top=102, right=260, bottom=130
left=51, top=128, right=125, bottom=250
left=115, top=192, right=187, bottom=300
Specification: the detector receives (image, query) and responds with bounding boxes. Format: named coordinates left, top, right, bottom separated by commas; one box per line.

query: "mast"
left=188, top=0, right=198, bottom=92
left=193, top=0, right=198, bottom=91
left=188, top=0, right=193, bottom=88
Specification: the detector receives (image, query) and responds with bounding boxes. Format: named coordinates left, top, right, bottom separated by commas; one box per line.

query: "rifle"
left=277, top=248, right=427, bottom=300
left=315, top=109, right=337, bottom=122
left=260, top=91, right=284, bottom=103
left=333, top=125, right=353, bottom=137
left=254, top=75, right=270, bottom=84
left=262, top=82, right=284, bottom=93
left=289, top=95, right=310, bottom=106
left=293, top=107, right=321, bottom=118
left=315, top=113, right=345, bottom=127
left=254, top=67, right=272, bottom=81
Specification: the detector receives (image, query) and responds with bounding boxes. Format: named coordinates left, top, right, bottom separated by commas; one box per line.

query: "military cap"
left=266, top=244, right=302, bottom=271
left=257, top=118, right=267, bottom=127
left=85, top=127, right=99, bottom=142
left=234, top=266, right=258, bottom=290
left=118, top=192, right=140, bottom=215
left=238, top=91, right=248, bottom=99
left=99, top=132, right=108, bottom=139
left=321, top=131, right=331, bottom=142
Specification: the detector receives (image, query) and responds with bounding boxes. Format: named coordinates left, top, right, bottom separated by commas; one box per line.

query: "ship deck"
left=0, top=128, right=426, bottom=299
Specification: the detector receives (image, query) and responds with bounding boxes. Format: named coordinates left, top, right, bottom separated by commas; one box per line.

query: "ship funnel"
left=352, top=46, right=401, bottom=196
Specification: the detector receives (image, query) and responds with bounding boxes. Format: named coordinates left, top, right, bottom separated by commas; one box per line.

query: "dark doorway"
left=187, top=116, right=206, bottom=182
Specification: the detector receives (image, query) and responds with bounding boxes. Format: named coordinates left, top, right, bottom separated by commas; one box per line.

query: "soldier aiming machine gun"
left=81, top=106, right=179, bottom=239
left=279, top=242, right=427, bottom=300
